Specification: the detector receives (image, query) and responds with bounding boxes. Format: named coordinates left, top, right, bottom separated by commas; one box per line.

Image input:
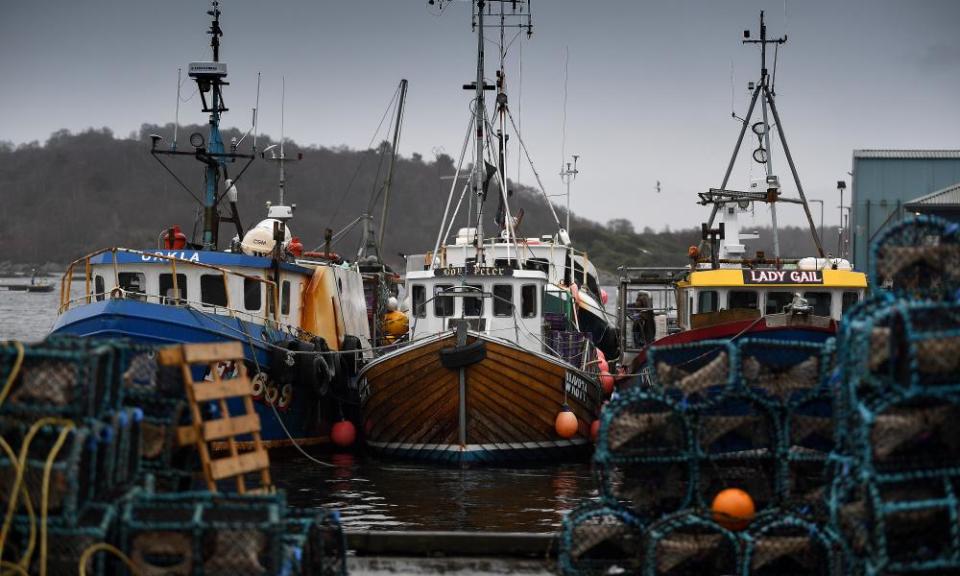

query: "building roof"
left=904, top=182, right=960, bottom=209
left=853, top=149, right=960, bottom=160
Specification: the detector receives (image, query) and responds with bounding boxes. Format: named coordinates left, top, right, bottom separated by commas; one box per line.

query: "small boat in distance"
left=357, top=0, right=609, bottom=463
left=51, top=2, right=372, bottom=449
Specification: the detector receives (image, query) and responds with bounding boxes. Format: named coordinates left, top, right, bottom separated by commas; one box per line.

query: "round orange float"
left=711, top=488, right=755, bottom=531
left=555, top=406, right=579, bottom=439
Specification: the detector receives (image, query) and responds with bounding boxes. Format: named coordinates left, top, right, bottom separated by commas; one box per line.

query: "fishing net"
left=594, top=391, right=694, bottom=516
left=0, top=340, right=117, bottom=419
left=736, top=339, right=828, bottom=405
left=746, top=514, right=845, bottom=576
left=6, top=503, right=117, bottom=576
left=558, top=501, right=645, bottom=576
left=871, top=215, right=960, bottom=300
left=648, top=340, right=736, bottom=400
left=120, top=490, right=288, bottom=576
left=644, top=511, right=740, bottom=576
left=858, top=392, right=960, bottom=474
left=0, top=423, right=99, bottom=525
left=830, top=470, right=960, bottom=574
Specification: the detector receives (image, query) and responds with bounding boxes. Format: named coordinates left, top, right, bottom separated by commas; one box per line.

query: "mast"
left=698, top=11, right=825, bottom=261
left=378, top=79, right=409, bottom=251
left=472, top=1, right=487, bottom=264
left=149, top=1, right=256, bottom=251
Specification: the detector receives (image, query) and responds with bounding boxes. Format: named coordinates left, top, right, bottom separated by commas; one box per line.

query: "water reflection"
left=272, top=452, right=598, bottom=531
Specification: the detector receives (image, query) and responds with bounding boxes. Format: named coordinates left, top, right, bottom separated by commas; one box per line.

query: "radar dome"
left=240, top=227, right=276, bottom=257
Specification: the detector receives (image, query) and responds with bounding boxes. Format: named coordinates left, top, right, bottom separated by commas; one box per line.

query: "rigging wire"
left=324, top=83, right=404, bottom=229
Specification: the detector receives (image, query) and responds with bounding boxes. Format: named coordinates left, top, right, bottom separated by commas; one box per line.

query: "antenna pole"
left=279, top=76, right=286, bottom=206
left=254, top=72, right=261, bottom=149
left=173, top=67, right=181, bottom=151
left=757, top=13, right=781, bottom=260
left=202, top=0, right=226, bottom=250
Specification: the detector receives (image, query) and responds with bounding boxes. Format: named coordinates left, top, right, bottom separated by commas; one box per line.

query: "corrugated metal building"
left=851, top=149, right=960, bottom=271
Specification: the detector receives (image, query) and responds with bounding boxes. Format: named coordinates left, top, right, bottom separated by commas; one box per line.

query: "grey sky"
left=2, top=1, right=958, bottom=233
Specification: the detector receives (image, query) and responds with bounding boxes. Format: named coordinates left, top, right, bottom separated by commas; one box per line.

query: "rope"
left=0, top=341, right=25, bottom=408
left=38, top=425, right=73, bottom=576
left=0, top=418, right=75, bottom=574
left=233, top=318, right=336, bottom=469
left=0, top=439, right=34, bottom=575
left=78, top=543, right=141, bottom=576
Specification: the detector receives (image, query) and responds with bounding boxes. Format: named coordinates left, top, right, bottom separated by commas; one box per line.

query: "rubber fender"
left=439, top=339, right=487, bottom=370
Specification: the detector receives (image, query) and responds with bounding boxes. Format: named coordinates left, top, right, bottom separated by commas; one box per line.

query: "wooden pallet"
left=158, top=341, right=272, bottom=494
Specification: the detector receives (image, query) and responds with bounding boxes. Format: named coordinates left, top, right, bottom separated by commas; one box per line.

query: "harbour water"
left=0, top=276, right=599, bottom=533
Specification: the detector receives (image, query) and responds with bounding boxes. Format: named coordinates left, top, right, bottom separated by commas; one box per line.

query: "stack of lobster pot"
left=0, top=337, right=150, bottom=574
left=828, top=216, right=960, bottom=575
left=562, top=333, right=846, bottom=575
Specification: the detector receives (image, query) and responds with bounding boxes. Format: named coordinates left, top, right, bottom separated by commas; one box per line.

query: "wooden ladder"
left=158, top=341, right=272, bottom=494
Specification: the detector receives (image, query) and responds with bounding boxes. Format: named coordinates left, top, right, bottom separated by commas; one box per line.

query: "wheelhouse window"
left=281, top=280, right=291, bottom=315
left=765, top=291, right=794, bottom=314
left=728, top=290, right=758, bottom=310
left=697, top=290, right=719, bottom=313
left=434, top=284, right=454, bottom=317
left=493, top=284, right=513, bottom=317
left=200, top=274, right=228, bottom=308
left=412, top=285, right=426, bottom=318
left=244, top=278, right=262, bottom=311
left=94, top=275, right=104, bottom=302
left=804, top=291, right=832, bottom=317
left=159, top=273, right=187, bottom=304
left=521, top=284, right=538, bottom=318
left=842, top=291, right=859, bottom=314
left=462, top=284, right=483, bottom=317
left=117, top=272, right=146, bottom=301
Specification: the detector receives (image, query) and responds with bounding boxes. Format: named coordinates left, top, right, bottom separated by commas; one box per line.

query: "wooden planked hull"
left=358, top=332, right=603, bottom=463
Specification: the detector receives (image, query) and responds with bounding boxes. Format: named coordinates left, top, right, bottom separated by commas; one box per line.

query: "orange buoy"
left=590, top=419, right=601, bottom=443
left=331, top=420, right=356, bottom=448
left=711, top=488, right=755, bottom=531
left=599, top=371, right=615, bottom=396
left=555, top=406, right=579, bottom=439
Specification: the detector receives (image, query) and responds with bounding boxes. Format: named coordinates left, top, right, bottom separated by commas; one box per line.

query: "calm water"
left=0, top=277, right=599, bottom=532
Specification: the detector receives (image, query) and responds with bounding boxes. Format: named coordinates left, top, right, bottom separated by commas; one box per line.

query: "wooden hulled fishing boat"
left=358, top=0, right=608, bottom=462
left=360, top=266, right=602, bottom=462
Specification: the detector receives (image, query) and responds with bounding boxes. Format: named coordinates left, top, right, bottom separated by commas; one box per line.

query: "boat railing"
left=58, top=247, right=282, bottom=328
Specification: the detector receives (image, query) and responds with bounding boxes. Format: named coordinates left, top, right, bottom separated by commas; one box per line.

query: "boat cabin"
left=675, top=267, right=868, bottom=331
left=406, top=266, right=560, bottom=357
left=59, top=248, right=370, bottom=348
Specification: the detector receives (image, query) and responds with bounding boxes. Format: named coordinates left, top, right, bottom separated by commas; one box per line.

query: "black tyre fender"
left=439, top=339, right=487, bottom=370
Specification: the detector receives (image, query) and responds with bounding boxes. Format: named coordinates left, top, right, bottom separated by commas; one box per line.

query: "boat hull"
left=628, top=316, right=836, bottom=375
left=51, top=299, right=329, bottom=448
left=358, top=332, right=602, bottom=463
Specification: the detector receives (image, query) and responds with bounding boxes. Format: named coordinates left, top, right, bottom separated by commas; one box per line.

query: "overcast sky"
left=2, top=0, right=958, bottom=232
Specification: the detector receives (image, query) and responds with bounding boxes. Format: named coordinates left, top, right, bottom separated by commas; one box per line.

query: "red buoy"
left=160, top=225, right=187, bottom=249
left=590, top=419, right=601, bottom=443
left=331, top=420, right=356, bottom=448
left=287, top=236, right=304, bottom=258
left=600, top=371, right=615, bottom=396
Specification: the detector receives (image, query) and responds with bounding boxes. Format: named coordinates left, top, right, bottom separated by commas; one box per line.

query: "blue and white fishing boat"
left=52, top=2, right=372, bottom=448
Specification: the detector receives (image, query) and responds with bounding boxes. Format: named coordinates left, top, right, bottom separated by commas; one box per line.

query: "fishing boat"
left=357, top=0, right=612, bottom=463
left=51, top=2, right=372, bottom=448
left=620, top=12, right=868, bottom=374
